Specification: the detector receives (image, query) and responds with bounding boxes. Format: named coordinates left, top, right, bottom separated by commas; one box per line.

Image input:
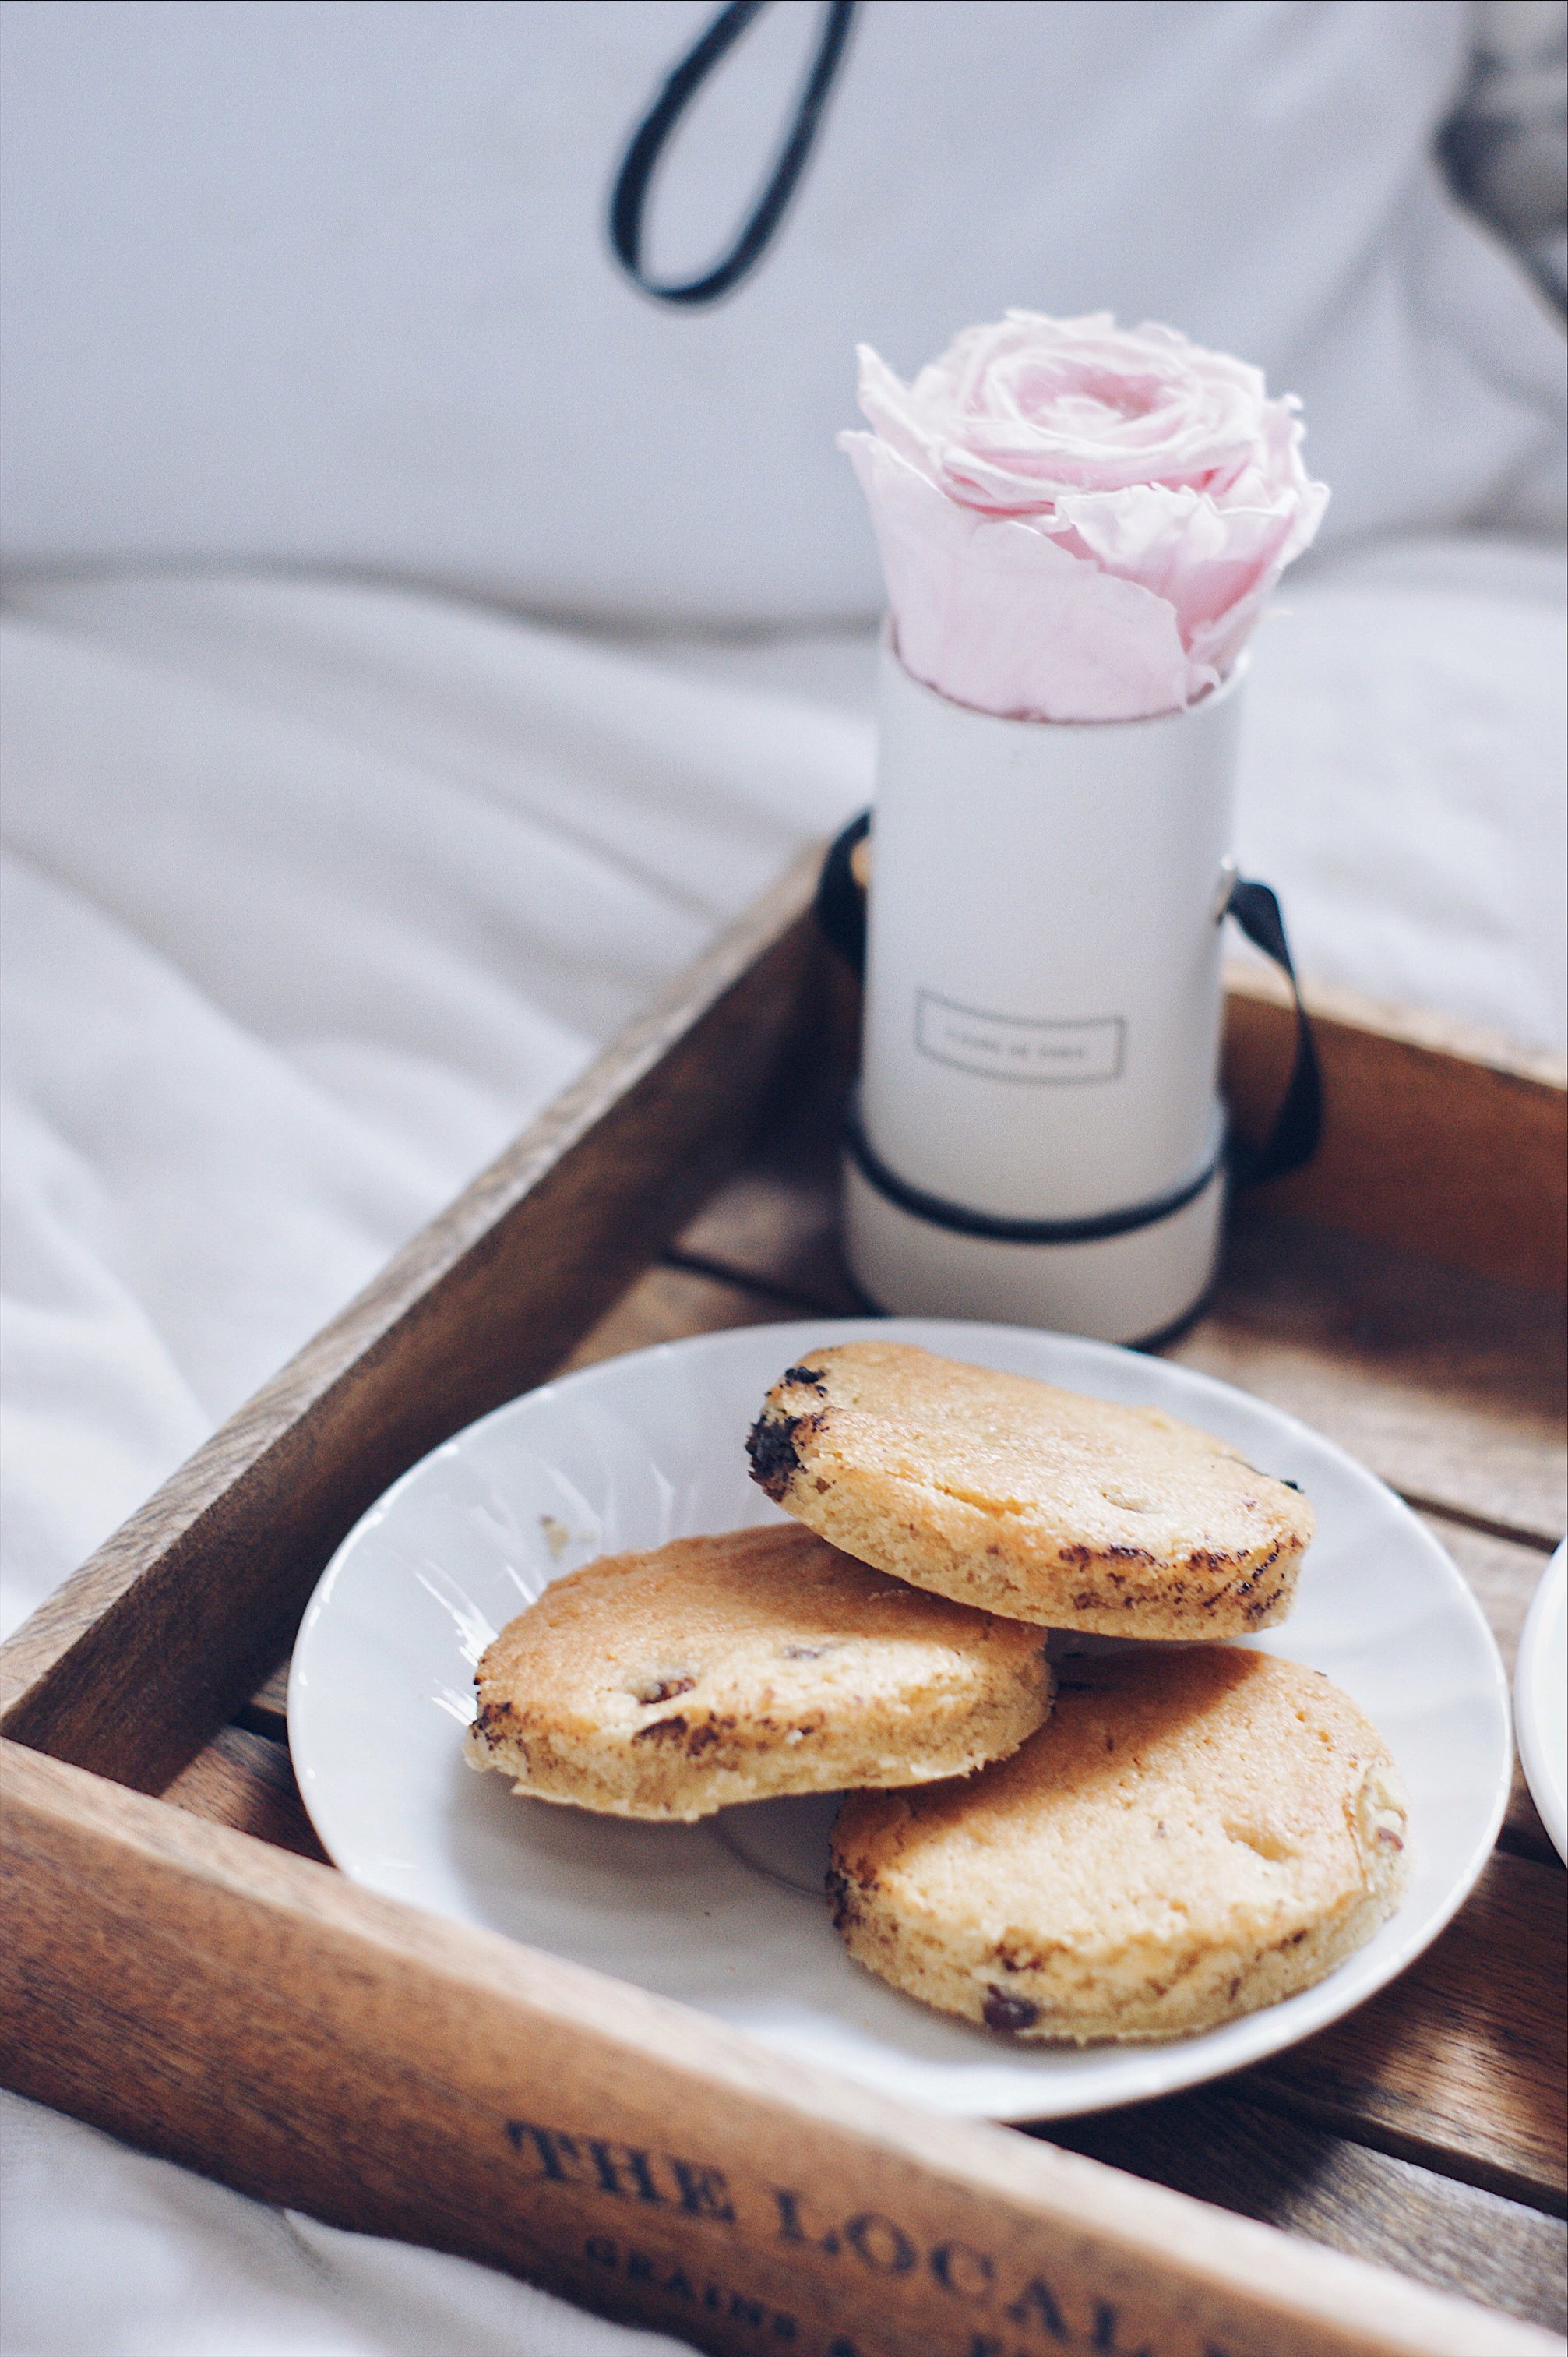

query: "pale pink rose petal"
left=840, top=435, right=1208, bottom=722
left=1186, top=563, right=1296, bottom=678
left=859, top=314, right=1281, bottom=510
left=1054, top=483, right=1296, bottom=644
left=852, top=342, right=948, bottom=482
left=843, top=312, right=1327, bottom=719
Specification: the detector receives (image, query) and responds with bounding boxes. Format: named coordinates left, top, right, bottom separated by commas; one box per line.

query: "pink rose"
left=839, top=312, right=1328, bottom=723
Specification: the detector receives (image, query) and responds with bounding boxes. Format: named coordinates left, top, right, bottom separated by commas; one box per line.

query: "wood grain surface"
left=0, top=856, right=825, bottom=1793
left=1221, top=962, right=1566, bottom=1297
left=164, top=1724, right=329, bottom=1863
left=1044, top=2085, right=1567, bottom=2334
left=1167, top=1210, right=1566, bottom=1547
left=1249, top=1848, right=1566, bottom=2215
left=5, top=1740, right=1556, bottom=2357
left=234, top=1664, right=291, bottom=1745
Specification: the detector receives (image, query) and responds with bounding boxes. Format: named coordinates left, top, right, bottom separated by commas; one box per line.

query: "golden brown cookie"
left=747, top=1343, right=1311, bottom=1636
left=464, top=1522, right=1053, bottom=1822
left=829, top=1646, right=1409, bottom=2044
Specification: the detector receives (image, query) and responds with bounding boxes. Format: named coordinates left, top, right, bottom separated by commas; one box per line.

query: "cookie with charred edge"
left=747, top=1342, right=1312, bottom=1637
left=830, top=1647, right=1409, bottom=2044
left=465, top=1522, right=1053, bottom=1822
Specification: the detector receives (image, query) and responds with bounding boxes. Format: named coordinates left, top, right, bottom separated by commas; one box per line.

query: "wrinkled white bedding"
left=1, top=541, right=1563, bottom=2355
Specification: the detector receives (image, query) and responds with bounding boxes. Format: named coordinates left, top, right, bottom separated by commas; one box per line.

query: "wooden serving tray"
left=3, top=851, right=1565, bottom=2356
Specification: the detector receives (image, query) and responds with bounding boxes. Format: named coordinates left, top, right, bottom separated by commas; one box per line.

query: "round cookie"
left=464, top=1522, right=1053, bottom=1822
left=828, top=1647, right=1409, bottom=2044
left=747, top=1343, right=1313, bottom=1637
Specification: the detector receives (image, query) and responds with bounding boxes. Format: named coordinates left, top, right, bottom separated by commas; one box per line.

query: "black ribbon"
left=1222, top=876, right=1323, bottom=1184
left=813, top=805, right=871, bottom=975
left=844, top=1104, right=1227, bottom=1246
left=814, top=812, right=1323, bottom=1195
left=608, top=0, right=858, bottom=308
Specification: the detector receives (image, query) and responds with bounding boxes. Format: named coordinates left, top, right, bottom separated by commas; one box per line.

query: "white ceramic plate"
left=1515, top=1542, right=1566, bottom=1864
left=290, top=1318, right=1510, bottom=2121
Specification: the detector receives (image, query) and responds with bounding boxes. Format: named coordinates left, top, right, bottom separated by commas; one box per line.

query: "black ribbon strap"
left=814, top=813, right=1323, bottom=1192
left=1224, top=875, right=1323, bottom=1184
left=844, top=1103, right=1227, bottom=1245
left=813, top=806, right=870, bottom=974
left=608, top=0, right=858, bottom=308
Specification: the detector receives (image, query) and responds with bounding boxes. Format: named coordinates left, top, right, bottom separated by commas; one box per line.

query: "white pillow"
left=1, top=0, right=1562, bottom=621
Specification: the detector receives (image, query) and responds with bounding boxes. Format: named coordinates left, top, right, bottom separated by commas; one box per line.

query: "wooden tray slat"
left=1221, top=965, right=1567, bottom=1298
left=234, top=1664, right=291, bottom=1743
left=4, top=1740, right=1556, bottom=2357
left=1166, top=1214, right=1566, bottom=1549
left=1247, top=1850, right=1566, bottom=2214
left=163, top=1724, right=329, bottom=1863
left=1045, top=2086, right=1567, bottom=2334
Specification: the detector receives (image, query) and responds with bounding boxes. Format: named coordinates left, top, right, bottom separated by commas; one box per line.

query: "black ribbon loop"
left=813, top=812, right=1323, bottom=1192
left=1224, top=875, right=1323, bottom=1184
left=813, top=806, right=871, bottom=973
left=608, top=0, right=858, bottom=308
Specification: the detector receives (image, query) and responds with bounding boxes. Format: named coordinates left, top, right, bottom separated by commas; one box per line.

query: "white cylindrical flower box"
left=844, top=633, right=1244, bottom=1343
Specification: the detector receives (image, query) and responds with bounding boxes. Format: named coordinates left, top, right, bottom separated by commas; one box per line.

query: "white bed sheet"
left=2, top=542, right=1563, bottom=2355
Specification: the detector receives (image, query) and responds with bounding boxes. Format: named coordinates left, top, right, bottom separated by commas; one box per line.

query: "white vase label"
left=914, top=992, right=1125, bottom=1085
